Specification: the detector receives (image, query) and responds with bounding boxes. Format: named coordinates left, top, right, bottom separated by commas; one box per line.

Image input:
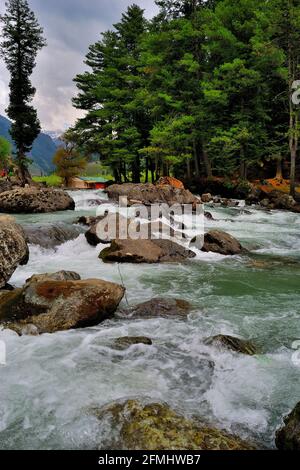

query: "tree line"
left=70, top=0, right=300, bottom=196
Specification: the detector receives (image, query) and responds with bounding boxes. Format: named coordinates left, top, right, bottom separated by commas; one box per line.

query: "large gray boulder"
left=24, top=223, right=84, bottom=249
left=0, top=187, right=75, bottom=213
left=0, top=215, right=29, bottom=288
left=0, top=271, right=125, bottom=334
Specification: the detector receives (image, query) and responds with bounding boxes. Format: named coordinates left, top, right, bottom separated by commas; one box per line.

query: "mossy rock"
left=95, top=399, right=256, bottom=450
left=204, top=335, right=258, bottom=356
left=114, top=336, right=153, bottom=350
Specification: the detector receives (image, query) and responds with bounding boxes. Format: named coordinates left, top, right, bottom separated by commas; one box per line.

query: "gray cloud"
left=0, top=0, right=158, bottom=131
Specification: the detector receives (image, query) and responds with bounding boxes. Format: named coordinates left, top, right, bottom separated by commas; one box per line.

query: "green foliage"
left=0, top=0, right=46, bottom=181
left=70, top=0, right=300, bottom=187
left=0, top=137, right=11, bottom=166
left=53, top=134, right=87, bottom=186
left=32, top=174, right=63, bottom=187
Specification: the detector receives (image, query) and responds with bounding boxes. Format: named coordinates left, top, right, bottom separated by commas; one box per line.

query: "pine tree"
left=0, top=0, right=46, bottom=184
left=73, top=5, right=148, bottom=183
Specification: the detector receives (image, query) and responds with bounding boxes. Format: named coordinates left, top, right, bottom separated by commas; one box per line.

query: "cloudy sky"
left=0, top=0, right=158, bottom=132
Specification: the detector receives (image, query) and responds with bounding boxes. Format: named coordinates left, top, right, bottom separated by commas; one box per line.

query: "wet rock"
left=95, top=399, right=256, bottom=450
left=114, top=336, right=153, bottom=349
left=100, top=239, right=196, bottom=263
left=74, top=215, right=106, bottom=227
left=204, top=211, right=215, bottom=220
left=24, top=223, right=84, bottom=249
left=106, top=183, right=200, bottom=207
left=276, top=402, right=300, bottom=450
left=0, top=215, right=29, bottom=288
left=201, top=193, right=213, bottom=203
left=0, top=188, right=75, bottom=213
left=245, top=187, right=262, bottom=205
left=204, top=335, right=258, bottom=356
left=201, top=230, right=245, bottom=255
left=119, top=298, right=192, bottom=319
left=0, top=271, right=125, bottom=334
left=85, top=215, right=131, bottom=247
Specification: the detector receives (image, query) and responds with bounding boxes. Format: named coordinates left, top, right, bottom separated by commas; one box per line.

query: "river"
left=0, top=189, right=300, bottom=449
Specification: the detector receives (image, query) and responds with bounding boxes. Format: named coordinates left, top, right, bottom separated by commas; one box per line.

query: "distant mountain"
left=45, top=131, right=63, bottom=148
left=0, top=115, right=56, bottom=175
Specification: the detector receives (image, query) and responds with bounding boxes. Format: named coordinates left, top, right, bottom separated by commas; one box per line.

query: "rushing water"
left=0, top=189, right=300, bottom=449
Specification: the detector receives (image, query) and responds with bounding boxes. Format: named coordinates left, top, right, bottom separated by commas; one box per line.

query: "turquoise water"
left=0, top=190, right=299, bottom=449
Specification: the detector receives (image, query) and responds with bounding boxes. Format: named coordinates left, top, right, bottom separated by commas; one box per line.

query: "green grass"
left=32, top=174, right=63, bottom=187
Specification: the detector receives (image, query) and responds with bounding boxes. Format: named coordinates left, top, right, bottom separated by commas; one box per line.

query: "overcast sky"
left=0, top=0, right=158, bottom=132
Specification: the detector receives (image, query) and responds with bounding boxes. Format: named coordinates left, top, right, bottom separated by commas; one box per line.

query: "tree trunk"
left=276, top=158, right=283, bottom=180
left=203, top=148, right=212, bottom=178
left=186, top=158, right=191, bottom=180
left=290, top=141, right=297, bottom=198
left=145, top=157, right=149, bottom=183
left=151, top=162, right=155, bottom=184
left=15, top=159, right=32, bottom=186
left=193, top=140, right=200, bottom=177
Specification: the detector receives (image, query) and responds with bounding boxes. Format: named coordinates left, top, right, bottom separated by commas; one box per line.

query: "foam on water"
left=1, top=191, right=300, bottom=449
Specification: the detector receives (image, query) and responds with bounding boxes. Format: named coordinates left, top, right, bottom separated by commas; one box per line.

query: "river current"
left=0, top=189, right=300, bottom=449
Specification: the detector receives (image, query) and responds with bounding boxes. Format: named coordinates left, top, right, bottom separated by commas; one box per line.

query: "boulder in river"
left=95, top=399, right=256, bottom=450
left=0, top=187, right=75, bottom=213
left=204, top=335, right=258, bottom=356
left=0, top=271, right=125, bottom=334
left=85, top=214, right=132, bottom=247
left=100, top=238, right=196, bottom=263
left=106, top=182, right=200, bottom=207
left=74, top=215, right=106, bottom=227
left=118, top=298, right=192, bottom=319
left=114, top=336, right=153, bottom=350
left=24, top=223, right=84, bottom=249
left=0, top=215, right=29, bottom=288
left=198, top=230, right=245, bottom=255
left=275, top=402, right=300, bottom=450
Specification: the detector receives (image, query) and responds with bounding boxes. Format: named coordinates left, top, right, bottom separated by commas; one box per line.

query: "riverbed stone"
left=95, top=399, right=256, bottom=450
left=204, top=335, right=258, bottom=356
left=200, top=230, right=245, bottom=255
left=24, top=223, right=84, bottom=248
left=85, top=215, right=132, bottom=247
left=100, top=239, right=196, bottom=263
left=106, top=183, right=200, bottom=207
left=118, top=298, right=192, bottom=319
left=0, top=215, right=29, bottom=288
left=0, top=187, right=75, bottom=213
left=275, top=402, right=300, bottom=450
left=114, top=336, right=153, bottom=349
left=0, top=271, right=125, bottom=334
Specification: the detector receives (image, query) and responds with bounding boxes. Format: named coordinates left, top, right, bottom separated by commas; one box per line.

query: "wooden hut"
left=68, top=176, right=109, bottom=190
